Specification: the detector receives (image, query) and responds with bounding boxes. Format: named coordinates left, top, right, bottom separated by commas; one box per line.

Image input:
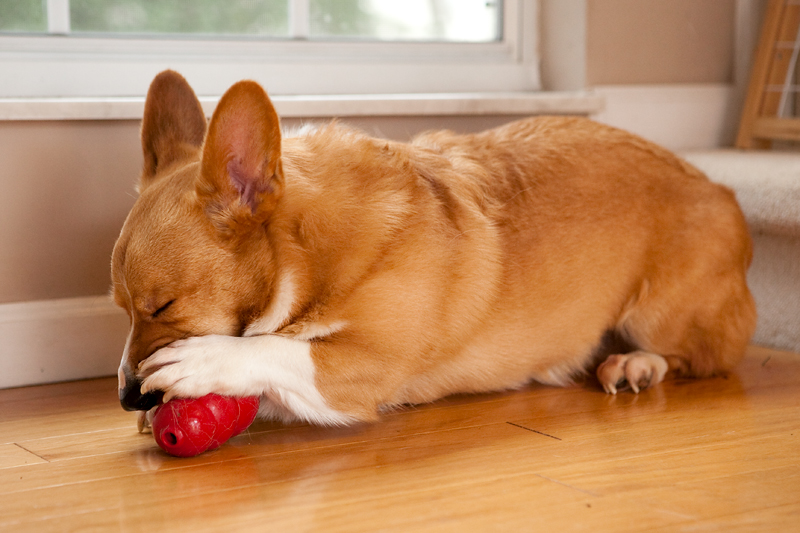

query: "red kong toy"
left=152, top=394, right=260, bottom=457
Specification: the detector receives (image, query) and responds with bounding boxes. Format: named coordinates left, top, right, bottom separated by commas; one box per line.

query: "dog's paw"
left=139, top=335, right=235, bottom=402
left=597, top=351, right=668, bottom=394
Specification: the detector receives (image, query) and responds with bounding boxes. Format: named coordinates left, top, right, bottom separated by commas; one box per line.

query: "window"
left=0, top=0, right=538, bottom=98
left=3, top=0, right=500, bottom=42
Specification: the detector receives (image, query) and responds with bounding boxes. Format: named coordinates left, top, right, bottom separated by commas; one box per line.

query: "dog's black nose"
left=119, top=380, right=164, bottom=412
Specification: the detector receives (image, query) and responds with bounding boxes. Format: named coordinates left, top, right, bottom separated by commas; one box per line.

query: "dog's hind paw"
left=597, top=351, right=668, bottom=394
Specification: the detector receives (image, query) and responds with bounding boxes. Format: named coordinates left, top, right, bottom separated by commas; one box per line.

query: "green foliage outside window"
left=0, top=0, right=47, bottom=32
left=70, top=0, right=289, bottom=36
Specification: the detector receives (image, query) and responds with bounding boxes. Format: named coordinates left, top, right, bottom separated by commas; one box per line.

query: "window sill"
left=0, top=91, right=604, bottom=121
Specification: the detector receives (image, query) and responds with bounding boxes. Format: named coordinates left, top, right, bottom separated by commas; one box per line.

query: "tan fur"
left=113, top=71, right=756, bottom=422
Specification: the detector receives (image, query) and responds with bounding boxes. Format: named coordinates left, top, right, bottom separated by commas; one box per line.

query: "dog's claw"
left=597, top=354, right=627, bottom=395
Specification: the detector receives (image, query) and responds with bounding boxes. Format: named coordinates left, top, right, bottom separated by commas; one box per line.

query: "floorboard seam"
left=506, top=422, right=562, bottom=441
left=14, top=442, right=49, bottom=463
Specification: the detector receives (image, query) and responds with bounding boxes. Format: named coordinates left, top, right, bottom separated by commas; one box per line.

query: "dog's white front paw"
left=139, top=335, right=234, bottom=402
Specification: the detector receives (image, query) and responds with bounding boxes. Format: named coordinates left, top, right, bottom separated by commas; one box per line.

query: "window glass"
left=310, top=0, right=501, bottom=42
left=0, top=0, right=501, bottom=42
left=69, top=0, right=289, bottom=36
left=0, top=0, right=47, bottom=32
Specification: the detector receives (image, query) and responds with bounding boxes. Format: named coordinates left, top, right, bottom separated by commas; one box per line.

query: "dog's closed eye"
left=152, top=299, right=175, bottom=319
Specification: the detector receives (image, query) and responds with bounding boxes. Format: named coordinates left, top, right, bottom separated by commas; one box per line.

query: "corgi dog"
left=113, top=70, right=756, bottom=425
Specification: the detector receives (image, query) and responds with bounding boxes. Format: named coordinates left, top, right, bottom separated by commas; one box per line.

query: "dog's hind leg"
left=597, top=260, right=756, bottom=394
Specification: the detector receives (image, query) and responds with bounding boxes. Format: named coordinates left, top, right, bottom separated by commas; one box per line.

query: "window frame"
left=0, top=0, right=539, bottom=98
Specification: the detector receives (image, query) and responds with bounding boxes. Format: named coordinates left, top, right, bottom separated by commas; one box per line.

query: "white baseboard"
left=0, top=296, right=128, bottom=389
left=592, top=84, right=737, bottom=151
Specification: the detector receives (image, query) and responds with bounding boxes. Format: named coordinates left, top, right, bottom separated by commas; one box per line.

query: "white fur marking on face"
left=245, top=270, right=296, bottom=336
left=139, top=334, right=355, bottom=426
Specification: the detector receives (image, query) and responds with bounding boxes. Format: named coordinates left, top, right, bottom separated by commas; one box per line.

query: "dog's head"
left=112, top=70, right=284, bottom=411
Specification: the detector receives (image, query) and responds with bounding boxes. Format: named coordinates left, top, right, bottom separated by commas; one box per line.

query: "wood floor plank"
left=0, top=378, right=132, bottom=444
left=0, top=345, right=797, bottom=532
left=0, top=377, right=115, bottom=405
left=1, top=388, right=581, bottom=494
left=736, top=346, right=800, bottom=388
left=7, top=380, right=590, bottom=465
left=2, top=439, right=696, bottom=533
left=633, top=466, right=800, bottom=522
left=0, top=443, right=47, bottom=469
left=653, top=502, right=800, bottom=532
left=9, top=473, right=693, bottom=533
left=0, top=423, right=553, bottom=523
left=511, top=388, right=799, bottom=447
left=1, top=478, right=559, bottom=532
left=4, top=413, right=794, bottom=529
left=16, top=427, right=154, bottom=462
left=538, top=433, right=799, bottom=496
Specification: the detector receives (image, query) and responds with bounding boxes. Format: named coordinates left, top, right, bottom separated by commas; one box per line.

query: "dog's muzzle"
left=119, top=368, right=163, bottom=411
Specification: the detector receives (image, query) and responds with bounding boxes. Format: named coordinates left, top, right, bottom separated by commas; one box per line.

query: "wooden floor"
left=1, top=345, right=798, bottom=532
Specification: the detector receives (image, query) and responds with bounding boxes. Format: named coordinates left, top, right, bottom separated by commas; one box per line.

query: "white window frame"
left=0, top=0, right=540, bottom=99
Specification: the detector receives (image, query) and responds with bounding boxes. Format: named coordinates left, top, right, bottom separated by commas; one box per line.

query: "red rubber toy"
left=152, top=394, right=259, bottom=457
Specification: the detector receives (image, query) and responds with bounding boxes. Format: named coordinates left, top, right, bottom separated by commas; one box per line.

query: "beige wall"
left=542, top=0, right=738, bottom=89
left=587, top=0, right=736, bottom=86
left=0, top=121, right=140, bottom=303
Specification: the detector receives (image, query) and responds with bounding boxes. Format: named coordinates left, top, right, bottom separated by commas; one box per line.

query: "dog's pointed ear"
left=140, top=70, right=206, bottom=189
left=196, top=80, right=283, bottom=235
